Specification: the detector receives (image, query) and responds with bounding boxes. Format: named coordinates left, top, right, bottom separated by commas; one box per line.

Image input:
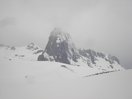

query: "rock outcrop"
left=38, top=28, right=124, bottom=71
left=38, top=28, right=79, bottom=64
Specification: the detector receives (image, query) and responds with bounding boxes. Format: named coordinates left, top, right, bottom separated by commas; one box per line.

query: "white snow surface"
left=0, top=60, right=131, bottom=99
left=0, top=45, right=124, bottom=75
left=0, top=45, right=41, bottom=61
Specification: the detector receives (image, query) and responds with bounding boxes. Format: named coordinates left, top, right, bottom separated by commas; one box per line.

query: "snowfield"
left=0, top=60, right=132, bottom=99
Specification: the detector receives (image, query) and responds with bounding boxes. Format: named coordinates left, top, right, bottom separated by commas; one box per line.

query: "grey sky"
left=0, top=0, right=132, bottom=69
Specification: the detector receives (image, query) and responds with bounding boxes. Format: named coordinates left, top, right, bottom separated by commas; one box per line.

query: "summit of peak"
left=40, top=28, right=79, bottom=64
left=50, top=27, right=69, bottom=36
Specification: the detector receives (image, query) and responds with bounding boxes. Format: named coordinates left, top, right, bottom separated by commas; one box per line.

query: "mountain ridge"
left=37, top=28, right=123, bottom=72
left=0, top=28, right=124, bottom=76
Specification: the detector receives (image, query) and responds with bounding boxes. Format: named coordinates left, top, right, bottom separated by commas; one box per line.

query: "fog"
left=0, top=0, right=132, bottom=69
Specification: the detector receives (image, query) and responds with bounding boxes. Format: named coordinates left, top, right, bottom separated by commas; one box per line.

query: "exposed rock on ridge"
left=38, top=28, right=123, bottom=71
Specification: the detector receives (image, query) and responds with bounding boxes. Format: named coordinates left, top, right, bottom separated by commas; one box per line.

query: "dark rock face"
left=79, top=49, right=97, bottom=64
left=38, top=54, right=48, bottom=61
left=78, top=49, right=120, bottom=65
left=38, top=28, right=120, bottom=68
left=107, top=55, right=120, bottom=64
left=40, top=28, right=79, bottom=64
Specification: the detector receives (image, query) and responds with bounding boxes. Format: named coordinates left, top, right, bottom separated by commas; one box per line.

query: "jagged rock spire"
left=39, top=28, right=79, bottom=64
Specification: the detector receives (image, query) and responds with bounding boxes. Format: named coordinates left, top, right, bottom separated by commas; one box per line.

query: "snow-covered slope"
left=0, top=43, right=43, bottom=61
left=0, top=60, right=131, bottom=99
left=0, top=42, right=124, bottom=76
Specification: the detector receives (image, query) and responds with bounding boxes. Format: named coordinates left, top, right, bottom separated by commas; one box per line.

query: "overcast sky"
left=0, top=0, right=132, bottom=69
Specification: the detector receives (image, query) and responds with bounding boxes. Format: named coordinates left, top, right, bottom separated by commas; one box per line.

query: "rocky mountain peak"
left=39, top=28, right=79, bottom=64
left=37, top=28, right=123, bottom=71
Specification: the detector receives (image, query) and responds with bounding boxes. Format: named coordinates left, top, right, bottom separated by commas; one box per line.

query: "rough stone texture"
left=38, top=28, right=120, bottom=67
left=78, top=49, right=120, bottom=65
left=41, top=28, right=79, bottom=64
